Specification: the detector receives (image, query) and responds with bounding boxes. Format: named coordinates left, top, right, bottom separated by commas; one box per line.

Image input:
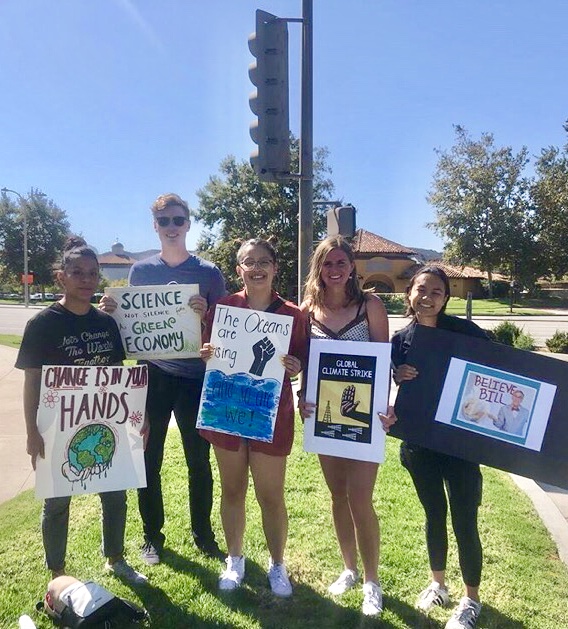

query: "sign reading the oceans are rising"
left=106, top=285, right=201, bottom=360
left=35, top=364, right=148, bottom=499
left=196, top=305, right=292, bottom=442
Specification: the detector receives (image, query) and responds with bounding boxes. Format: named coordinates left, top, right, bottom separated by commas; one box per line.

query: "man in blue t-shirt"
left=105, top=193, right=226, bottom=564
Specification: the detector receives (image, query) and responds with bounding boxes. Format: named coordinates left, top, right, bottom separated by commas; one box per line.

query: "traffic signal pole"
left=298, top=0, right=313, bottom=303
left=248, top=1, right=313, bottom=303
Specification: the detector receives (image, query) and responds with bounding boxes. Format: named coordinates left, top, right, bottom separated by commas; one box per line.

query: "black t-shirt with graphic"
left=16, top=302, right=125, bottom=369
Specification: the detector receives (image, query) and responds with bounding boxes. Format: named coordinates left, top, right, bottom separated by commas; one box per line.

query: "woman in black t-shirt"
left=16, top=237, right=148, bottom=584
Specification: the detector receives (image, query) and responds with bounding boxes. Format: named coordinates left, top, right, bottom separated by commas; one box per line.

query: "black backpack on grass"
left=37, top=576, right=148, bottom=628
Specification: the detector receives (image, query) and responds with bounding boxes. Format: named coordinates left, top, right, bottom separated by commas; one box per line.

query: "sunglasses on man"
left=155, top=216, right=188, bottom=227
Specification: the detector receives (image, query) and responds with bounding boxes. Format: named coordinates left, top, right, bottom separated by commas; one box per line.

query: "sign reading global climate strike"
left=196, top=305, right=292, bottom=442
left=35, top=364, right=148, bottom=499
left=106, top=285, right=202, bottom=360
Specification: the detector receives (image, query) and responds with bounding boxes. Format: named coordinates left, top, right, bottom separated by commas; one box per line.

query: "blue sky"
left=1, top=0, right=567, bottom=256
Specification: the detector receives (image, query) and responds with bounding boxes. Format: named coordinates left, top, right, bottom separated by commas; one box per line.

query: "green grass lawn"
left=444, top=298, right=549, bottom=317
left=1, top=431, right=566, bottom=628
left=0, top=334, right=22, bottom=349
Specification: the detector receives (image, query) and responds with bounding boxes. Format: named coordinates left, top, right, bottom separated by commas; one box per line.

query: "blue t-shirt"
left=129, top=253, right=226, bottom=378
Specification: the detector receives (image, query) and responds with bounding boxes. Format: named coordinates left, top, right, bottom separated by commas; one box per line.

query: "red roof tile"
left=352, top=229, right=415, bottom=255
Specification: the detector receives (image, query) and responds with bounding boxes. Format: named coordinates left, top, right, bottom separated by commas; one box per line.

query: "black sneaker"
left=195, top=538, right=224, bottom=561
left=140, top=540, right=161, bottom=565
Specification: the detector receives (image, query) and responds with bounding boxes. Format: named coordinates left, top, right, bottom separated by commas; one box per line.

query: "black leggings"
left=400, top=443, right=483, bottom=587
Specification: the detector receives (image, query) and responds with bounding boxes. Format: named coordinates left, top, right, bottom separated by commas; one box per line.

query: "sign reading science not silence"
left=106, top=285, right=202, bottom=360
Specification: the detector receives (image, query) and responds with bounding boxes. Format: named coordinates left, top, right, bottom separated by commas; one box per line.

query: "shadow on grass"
left=132, top=547, right=231, bottom=628
left=209, top=559, right=433, bottom=628
left=384, top=596, right=528, bottom=629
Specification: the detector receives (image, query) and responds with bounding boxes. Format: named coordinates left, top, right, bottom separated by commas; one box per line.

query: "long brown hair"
left=303, top=235, right=363, bottom=310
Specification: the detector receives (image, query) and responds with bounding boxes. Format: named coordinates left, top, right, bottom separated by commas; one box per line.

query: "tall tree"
left=531, top=121, right=568, bottom=278
left=195, top=137, right=335, bottom=300
left=427, top=126, right=536, bottom=290
left=0, top=188, right=70, bottom=288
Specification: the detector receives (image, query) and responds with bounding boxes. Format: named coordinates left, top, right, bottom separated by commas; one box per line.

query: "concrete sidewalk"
left=1, top=343, right=567, bottom=568
left=0, top=344, right=34, bottom=503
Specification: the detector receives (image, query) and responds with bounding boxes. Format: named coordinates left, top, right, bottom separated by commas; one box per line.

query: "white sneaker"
left=445, top=597, right=482, bottom=629
left=105, top=559, right=148, bottom=585
left=219, top=555, right=245, bottom=591
left=267, top=560, right=292, bottom=597
left=362, top=581, right=383, bottom=616
left=328, top=569, right=359, bottom=595
left=416, top=581, right=450, bottom=611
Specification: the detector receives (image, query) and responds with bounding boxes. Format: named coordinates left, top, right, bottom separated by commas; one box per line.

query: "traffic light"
left=248, top=9, right=290, bottom=182
left=327, top=205, right=357, bottom=238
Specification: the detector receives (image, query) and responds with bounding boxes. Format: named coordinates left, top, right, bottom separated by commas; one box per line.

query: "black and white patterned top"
left=309, top=299, right=370, bottom=342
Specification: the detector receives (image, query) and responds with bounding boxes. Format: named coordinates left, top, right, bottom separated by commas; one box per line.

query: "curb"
left=510, top=474, right=568, bottom=566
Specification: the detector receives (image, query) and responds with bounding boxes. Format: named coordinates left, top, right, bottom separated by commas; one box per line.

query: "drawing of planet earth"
left=67, top=423, right=116, bottom=475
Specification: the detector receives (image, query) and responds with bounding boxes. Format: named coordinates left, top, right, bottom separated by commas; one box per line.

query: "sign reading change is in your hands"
left=197, top=304, right=293, bottom=442
left=106, top=285, right=202, bottom=360
left=35, top=364, right=148, bottom=499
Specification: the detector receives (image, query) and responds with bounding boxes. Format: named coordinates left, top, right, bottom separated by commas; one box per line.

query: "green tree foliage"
left=195, top=138, right=335, bottom=301
left=531, top=121, right=568, bottom=279
left=0, top=188, right=70, bottom=288
left=427, top=126, right=539, bottom=291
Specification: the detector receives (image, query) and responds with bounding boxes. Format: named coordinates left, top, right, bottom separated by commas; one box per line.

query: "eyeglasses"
left=155, top=216, right=188, bottom=227
left=238, top=258, right=274, bottom=271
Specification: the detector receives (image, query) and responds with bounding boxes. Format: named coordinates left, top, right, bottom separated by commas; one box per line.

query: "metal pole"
left=1, top=187, right=29, bottom=307
left=298, top=0, right=313, bottom=303
left=23, top=209, right=29, bottom=308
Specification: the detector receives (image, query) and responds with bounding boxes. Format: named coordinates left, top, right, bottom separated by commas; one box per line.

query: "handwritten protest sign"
left=106, top=285, right=201, bottom=360
left=196, top=305, right=292, bottom=441
left=303, top=339, right=391, bottom=463
left=35, top=365, right=148, bottom=499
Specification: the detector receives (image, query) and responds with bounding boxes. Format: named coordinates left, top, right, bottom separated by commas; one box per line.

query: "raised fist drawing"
left=250, top=336, right=276, bottom=376
left=339, top=385, right=367, bottom=423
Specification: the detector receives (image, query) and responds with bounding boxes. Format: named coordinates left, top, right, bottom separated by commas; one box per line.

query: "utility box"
left=327, top=204, right=356, bottom=237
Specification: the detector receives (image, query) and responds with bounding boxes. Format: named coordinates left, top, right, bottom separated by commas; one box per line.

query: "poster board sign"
left=391, top=325, right=568, bottom=488
left=196, top=305, right=292, bottom=441
left=105, top=285, right=201, bottom=360
left=35, top=364, right=148, bottom=498
left=303, top=339, right=391, bottom=463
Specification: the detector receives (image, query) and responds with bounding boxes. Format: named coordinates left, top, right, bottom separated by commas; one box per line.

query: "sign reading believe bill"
left=303, top=339, right=391, bottom=463
left=196, top=305, right=292, bottom=442
left=35, top=364, right=148, bottom=499
left=391, top=325, right=568, bottom=488
left=105, top=285, right=201, bottom=360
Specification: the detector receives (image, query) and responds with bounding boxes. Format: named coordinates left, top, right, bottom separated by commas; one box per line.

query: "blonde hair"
left=303, top=235, right=363, bottom=310
left=151, top=193, right=190, bottom=219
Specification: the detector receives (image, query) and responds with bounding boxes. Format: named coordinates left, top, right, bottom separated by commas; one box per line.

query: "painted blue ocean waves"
left=199, top=370, right=281, bottom=442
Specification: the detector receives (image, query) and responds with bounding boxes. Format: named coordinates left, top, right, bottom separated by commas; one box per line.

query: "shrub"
left=545, top=331, right=568, bottom=354
left=492, top=321, right=522, bottom=346
left=480, top=279, right=511, bottom=299
left=492, top=321, right=536, bottom=350
left=514, top=332, right=536, bottom=351
left=377, top=293, right=405, bottom=314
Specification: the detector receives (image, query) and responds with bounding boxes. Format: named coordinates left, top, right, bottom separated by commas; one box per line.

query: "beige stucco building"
left=351, top=228, right=490, bottom=298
